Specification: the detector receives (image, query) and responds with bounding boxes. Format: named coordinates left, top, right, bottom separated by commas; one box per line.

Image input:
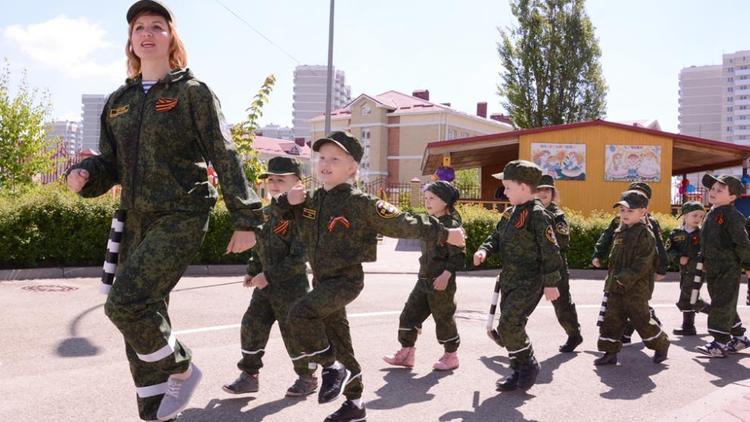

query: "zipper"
left=313, top=189, right=326, bottom=271
left=130, top=80, right=159, bottom=207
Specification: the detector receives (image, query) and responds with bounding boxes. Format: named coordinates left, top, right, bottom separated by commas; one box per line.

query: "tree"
left=497, top=0, right=607, bottom=129
left=231, top=74, right=277, bottom=184
left=0, top=59, right=54, bottom=192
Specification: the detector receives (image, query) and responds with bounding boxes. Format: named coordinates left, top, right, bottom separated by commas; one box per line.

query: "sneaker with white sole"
left=695, top=341, right=728, bottom=358
left=324, top=400, right=366, bottom=422
left=156, top=364, right=203, bottom=421
left=727, top=336, right=750, bottom=353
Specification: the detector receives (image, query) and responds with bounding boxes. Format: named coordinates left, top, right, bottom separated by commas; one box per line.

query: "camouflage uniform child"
left=222, top=157, right=317, bottom=398
left=592, top=182, right=668, bottom=344
left=474, top=160, right=563, bottom=392
left=65, top=2, right=263, bottom=420
left=277, top=131, right=466, bottom=422
left=383, top=181, right=466, bottom=371
left=536, top=175, right=583, bottom=353
left=595, top=191, right=670, bottom=366
left=695, top=174, right=750, bottom=357
left=666, top=201, right=710, bottom=336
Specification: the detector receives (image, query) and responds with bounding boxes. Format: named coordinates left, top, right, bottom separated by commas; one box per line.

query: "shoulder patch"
left=500, top=208, right=513, bottom=221
left=673, top=234, right=686, bottom=242
left=109, top=105, right=129, bottom=118
left=545, top=225, right=558, bottom=245
left=664, top=238, right=671, bottom=250
left=555, top=221, right=569, bottom=236
left=375, top=200, right=401, bottom=219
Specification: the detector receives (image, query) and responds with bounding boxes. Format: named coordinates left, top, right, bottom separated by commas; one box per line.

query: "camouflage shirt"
left=418, top=211, right=466, bottom=279
left=479, top=199, right=563, bottom=287
left=605, top=222, right=657, bottom=294
left=593, top=214, right=668, bottom=274
left=71, top=68, right=262, bottom=230
left=666, top=227, right=701, bottom=268
left=701, top=204, right=750, bottom=270
left=246, top=199, right=307, bottom=286
left=278, top=183, right=449, bottom=280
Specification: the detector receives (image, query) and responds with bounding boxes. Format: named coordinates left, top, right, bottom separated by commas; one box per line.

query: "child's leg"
left=677, top=270, right=709, bottom=312
left=397, top=280, right=432, bottom=348
left=273, top=288, right=316, bottom=378
left=237, top=290, right=275, bottom=375
left=552, top=268, right=581, bottom=337
left=324, top=307, right=363, bottom=400
left=597, top=293, right=627, bottom=354
left=706, top=267, right=741, bottom=344
left=626, top=294, right=668, bottom=351
left=105, top=212, right=207, bottom=421
left=497, top=281, right=544, bottom=371
left=427, top=276, right=460, bottom=353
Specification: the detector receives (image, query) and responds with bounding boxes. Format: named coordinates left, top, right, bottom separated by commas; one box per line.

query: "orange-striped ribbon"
left=327, top=216, right=351, bottom=232
left=514, top=208, right=529, bottom=229
left=155, top=97, right=178, bottom=112
left=273, top=219, right=290, bottom=235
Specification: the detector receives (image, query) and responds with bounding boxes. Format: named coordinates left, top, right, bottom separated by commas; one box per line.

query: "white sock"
left=350, top=398, right=364, bottom=408
left=326, top=361, right=343, bottom=370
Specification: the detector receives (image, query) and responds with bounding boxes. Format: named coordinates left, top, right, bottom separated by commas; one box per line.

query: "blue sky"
left=1, top=0, right=748, bottom=133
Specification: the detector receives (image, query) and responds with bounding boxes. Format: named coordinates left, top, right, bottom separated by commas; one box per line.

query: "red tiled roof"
left=253, top=136, right=311, bottom=158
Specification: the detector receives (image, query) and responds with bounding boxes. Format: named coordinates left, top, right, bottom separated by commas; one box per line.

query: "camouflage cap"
left=702, top=173, right=744, bottom=196
left=258, top=156, right=302, bottom=179
left=628, top=182, right=652, bottom=200
left=424, top=181, right=460, bottom=208
left=537, top=174, right=555, bottom=189
left=678, top=201, right=705, bottom=218
left=491, top=160, right=542, bottom=186
left=127, top=0, right=173, bottom=23
left=312, top=131, right=364, bottom=163
left=613, top=190, right=649, bottom=209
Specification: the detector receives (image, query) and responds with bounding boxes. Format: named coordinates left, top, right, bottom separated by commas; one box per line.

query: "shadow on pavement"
left=439, top=389, right=537, bottom=422
left=55, top=303, right=104, bottom=358
left=693, top=354, right=750, bottom=388
left=368, top=367, right=452, bottom=410
left=180, top=395, right=309, bottom=422
left=585, top=348, right=668, bottom=400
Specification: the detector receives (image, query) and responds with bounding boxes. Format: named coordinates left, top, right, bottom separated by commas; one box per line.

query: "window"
left=740, top=125, right=748, bottom=130
left=728, top=77, right=734, bottom=82
left=728, top=87, right=734, bottom=92
left=728, top=106, right=734, bottom=112
left=728, top=117, right=734, bottom=122
left=361, top=104, right=371, bottom=116
left=740, top=105, right=748, bottom=110
left=447, top=129, right=456, bottom=140
left=728, top=97, right=734, bottom=102
left=740, top=116, right=747, bottom=120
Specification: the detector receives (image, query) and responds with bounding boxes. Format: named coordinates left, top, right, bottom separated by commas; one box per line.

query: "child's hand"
left=591, top=258, right=601, bottom=268
left=288, top=181, right=306, bottom=205
left=474, top=250, right=487, bottom=266
left=243, top=275, right=254, bottom=288
left=655, top=274, right=666, bottom=281
left=433, top=271, right=451, bottom=291
left=66, top=168, right=89, bottom=193
left=544, top=287, right=560, bottom=302
left=746, top=270, right=750, bottom=279
left=253, top=272, right=269, bottom=289
left=680, top=256, right=689, bottom=266
left=226, top=230, right=257, bottom=254
left=446, top=228, right=466, bottom=247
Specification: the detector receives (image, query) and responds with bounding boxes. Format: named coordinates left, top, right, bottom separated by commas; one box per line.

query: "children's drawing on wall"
left=605, top=144, right=661, bottom=182
left=530, top=143, right=586, bottom=180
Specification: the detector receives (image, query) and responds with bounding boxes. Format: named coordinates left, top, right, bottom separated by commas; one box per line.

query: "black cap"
left=491, top=160, right=542, bottom=186
left=628, top=182, right=652, bottom=200
left=613, top=190, right=649, bottom=209
left=702, top=173, right=744, bottom=196
left=537, top=174, right=555, bottom=189
left=678, top=201, right=704, bottom=217
left=127, top=0, right=173, bottom=23
left=424, top=181, right=460, bottom=209
left=312, top=131, right=364, bottom=163
left=258, top=156, right=302, bottom=179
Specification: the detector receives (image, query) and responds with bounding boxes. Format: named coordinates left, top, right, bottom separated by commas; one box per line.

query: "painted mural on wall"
left=605, top=144, right=661, bottom=182
left=530, top=143, right=586, bottom=180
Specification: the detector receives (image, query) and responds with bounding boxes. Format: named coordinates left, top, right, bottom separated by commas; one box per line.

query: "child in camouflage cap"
left=222, top=157, right=317, bottom=398
left=278, top=131, right=466, bottom=422
left=383, top=181, right=466, bottom=371
left=474, top=160, right=563, bottom=392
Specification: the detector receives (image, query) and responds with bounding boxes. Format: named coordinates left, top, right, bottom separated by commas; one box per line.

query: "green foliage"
left=0, top=59, right=55, bottom=193
left=497, top=0, right=607, bottom=128
left=231, top=74, right=277, bottom=184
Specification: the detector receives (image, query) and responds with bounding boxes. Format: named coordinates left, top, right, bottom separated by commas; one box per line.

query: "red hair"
left=125, top=12, right=187, bottom=78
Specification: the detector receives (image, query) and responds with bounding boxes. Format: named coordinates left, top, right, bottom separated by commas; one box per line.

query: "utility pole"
left=324, top=0, right=335, bottom=135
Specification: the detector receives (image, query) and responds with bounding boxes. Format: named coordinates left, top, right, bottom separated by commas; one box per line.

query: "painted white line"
left=174, top=310, right=401, bottom=336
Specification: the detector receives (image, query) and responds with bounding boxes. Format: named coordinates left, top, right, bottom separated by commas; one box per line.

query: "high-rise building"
left=257, top=123, right=294, bottom=140
left=721, top=50, right=750, bottom=145
left=292, top=65, right=351, bottom=141
left=47, top=120, right=83, bottom=155
left=678, top=65, right=723, bottom=141
left=81, top=94, right=108, bottom=152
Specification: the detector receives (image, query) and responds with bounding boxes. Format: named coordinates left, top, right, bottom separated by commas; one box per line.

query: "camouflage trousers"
left=597, top=285, right=669, bottom=354
left=551, top=267, right=581, bottom=336
left=238, top=278, right=312, bottom=377
left=397, top=276, right=460, bottom=353
left=287, top=266, right=364, bottom=400
left=623, top=274, right=662, bottom=341
left=706, top=264, right=746, bottom=343
left=104, top=210, right=208, bottom=421
left=496, top=277, right=544, bottom=370
left=676, top=269, right=709, bottom=312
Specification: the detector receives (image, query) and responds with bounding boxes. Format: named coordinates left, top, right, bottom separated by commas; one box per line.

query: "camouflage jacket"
left=605, top=222, right=656, bottom=294
left=418, top=210, right=466, bottom=280
left=71, top=68, right=262, bottom=230
left=246, top=199, right=308, bottom=288
left=666, top=227, right=701, bottom=269
left=479, top=199, right=563, bottom=287
left=545, top=203, right=570, bottom=255
left=701, top=204, right=750, bottom=270
left=593, top=214, right=668, bottom=274
left=278, top=183, right=449, bottom=280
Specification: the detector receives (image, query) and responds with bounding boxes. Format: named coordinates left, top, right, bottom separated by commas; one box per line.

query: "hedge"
left=0, top=185, right=678, bottom=270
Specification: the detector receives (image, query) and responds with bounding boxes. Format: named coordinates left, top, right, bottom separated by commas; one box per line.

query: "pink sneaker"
left=383, top=347, right=415, bottom=367
left=433, top=352, right=459, bottom=371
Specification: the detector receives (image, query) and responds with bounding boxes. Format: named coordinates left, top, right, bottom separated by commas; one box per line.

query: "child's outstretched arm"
left=362, top=197, right=464, bottom=247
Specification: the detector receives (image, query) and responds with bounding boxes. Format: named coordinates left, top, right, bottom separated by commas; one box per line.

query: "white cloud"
left=3, top=15, right=125, bottom=79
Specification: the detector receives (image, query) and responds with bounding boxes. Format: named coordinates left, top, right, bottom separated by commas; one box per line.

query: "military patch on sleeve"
left=673, top=234, right=686, bottom=242
left=664, top=239, right=671, bottom=250
left=375, top=200, right=401, bottom=219
left=302, top=208, right=317, bottom=220
left=109, top=105, right=129, bottom=118
left=500, top=208, right=513, bottom=221
left=555, top=221, right=569, bottom=236
left=545, top=225, right=558, bottom=245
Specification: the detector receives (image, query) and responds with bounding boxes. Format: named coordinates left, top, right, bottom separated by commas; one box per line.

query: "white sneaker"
left=157, top=364, right=203, bottom=421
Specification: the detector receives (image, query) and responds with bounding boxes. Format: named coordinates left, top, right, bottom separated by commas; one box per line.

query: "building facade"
left=292, top=65, right=351, bottom=142
left=81, top=94, right=108, bottom=152
left=722, top=50, right=750, bottom=144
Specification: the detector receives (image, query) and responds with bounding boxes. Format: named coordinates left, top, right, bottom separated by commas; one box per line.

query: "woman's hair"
left=126, top=12, right=188, bottom=78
